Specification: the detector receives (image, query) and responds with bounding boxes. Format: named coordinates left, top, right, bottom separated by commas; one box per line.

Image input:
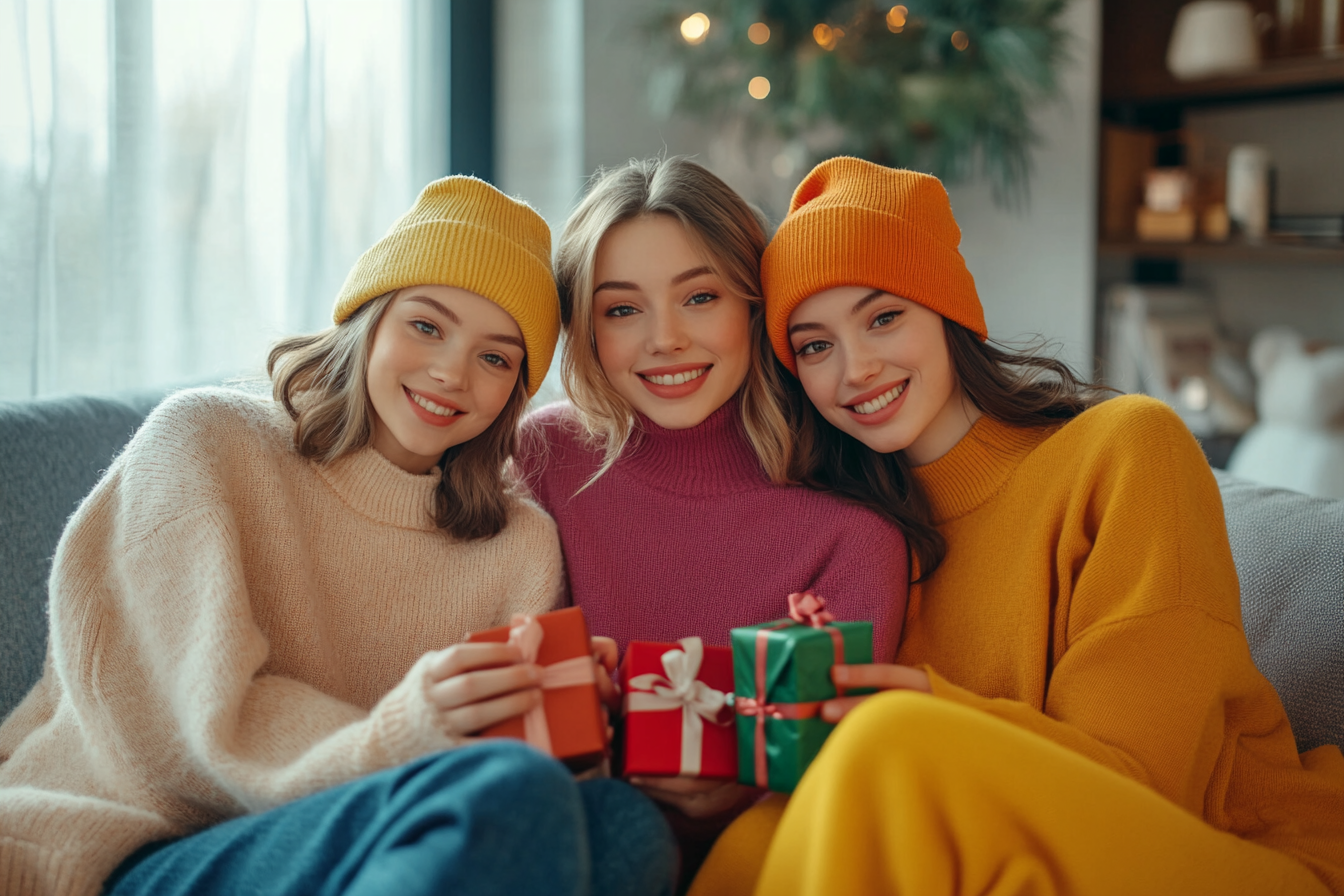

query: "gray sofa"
left=2, top=393, right=1342, bottom=755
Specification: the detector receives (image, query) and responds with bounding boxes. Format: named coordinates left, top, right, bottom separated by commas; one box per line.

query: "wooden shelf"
left=1104, top=55, right=1344, bottom=110
left=1099, top=238, right=1344, bottom=264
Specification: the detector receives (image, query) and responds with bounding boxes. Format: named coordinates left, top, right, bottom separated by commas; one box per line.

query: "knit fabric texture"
left=761, top=157, right=985, bottom=374
left=1213, top=469, right=1344, bottom=754
left=332, top=176, right=560, bottom=396
left=0, top=387, right=564, bottom=896
left=514, top=398, right=909, bottom=660
left=899, top=394, right=1344, bottom=894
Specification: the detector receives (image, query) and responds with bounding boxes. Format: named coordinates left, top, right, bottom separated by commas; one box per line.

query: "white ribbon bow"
left=625, top=637, right=728, bottom=776
left=507, top=614, right=597, bottom=756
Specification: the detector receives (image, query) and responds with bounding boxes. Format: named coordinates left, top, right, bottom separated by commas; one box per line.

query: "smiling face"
left=366, top=286, right=526, bottom=474
left=591, top=214, right=752, bottom=430
left=787, top=286, right=981, bottom=465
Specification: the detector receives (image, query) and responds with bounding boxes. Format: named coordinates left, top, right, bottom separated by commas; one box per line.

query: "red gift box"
left=620, top=637, right=737, bottom=779
left=466, top=607, right=606, bottom=768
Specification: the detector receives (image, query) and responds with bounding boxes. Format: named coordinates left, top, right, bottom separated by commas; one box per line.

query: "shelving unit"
left=1098, top=239, right=1344, bottom=264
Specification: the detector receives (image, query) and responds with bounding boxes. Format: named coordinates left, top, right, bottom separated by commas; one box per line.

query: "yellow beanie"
left=333, top=176, right=560, bottom=397
left=761, top=157, right=986, bottom=375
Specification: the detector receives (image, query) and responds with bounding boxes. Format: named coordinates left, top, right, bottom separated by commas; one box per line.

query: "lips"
left=404, top=386, right=464, bottom=428
left=636, top=363, right=713, bottom=399
left=843, top=380, right=908, bottom=426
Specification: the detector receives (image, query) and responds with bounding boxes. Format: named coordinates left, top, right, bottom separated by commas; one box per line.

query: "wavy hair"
left=554, top=156, right=795, bottom=488
left=267, top=291, right=530, bottom=540
left=788, top=319, right=1114, bottom=579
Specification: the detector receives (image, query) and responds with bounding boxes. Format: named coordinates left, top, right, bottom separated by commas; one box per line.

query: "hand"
left=628, top=776, right=750, bottom=819
left=591, top=636, right=620, bottom=712
left=821, top=663, right=932, bottom=723
left=422, top=642, right=542, bottom=738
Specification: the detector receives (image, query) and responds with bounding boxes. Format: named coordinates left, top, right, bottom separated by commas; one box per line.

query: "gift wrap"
left=466, top=606, right=606, bottom=768
left=731, top=594, right=874, bottom=793
left=620, top=637, right=736, bottom=779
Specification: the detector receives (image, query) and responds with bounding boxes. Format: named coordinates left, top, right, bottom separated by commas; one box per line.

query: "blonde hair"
left=554, top=157, right=793, bottom=485
left=267, top=291, right=530, bottom=540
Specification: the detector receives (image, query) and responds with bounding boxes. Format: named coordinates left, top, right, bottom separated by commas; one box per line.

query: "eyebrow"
left=592, top=265, right=717, bottom=295
left=407, top=295, right=526, bottom=352
left=786, top=290, right=889, bottom=338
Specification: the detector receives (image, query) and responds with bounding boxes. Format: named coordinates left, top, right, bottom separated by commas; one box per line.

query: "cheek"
left=796, top=363, right=834, bottom=410
left=592, top=318, right=636, bottom=380
left=707, top=302, right=753, bottom=367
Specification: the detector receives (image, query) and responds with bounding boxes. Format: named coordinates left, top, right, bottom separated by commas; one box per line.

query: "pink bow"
left=787, top=591, right=834, bottom=628
left=507, top=614, right=597, bottom=756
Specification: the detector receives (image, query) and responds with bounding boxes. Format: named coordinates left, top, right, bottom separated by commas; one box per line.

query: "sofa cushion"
left=1215, top=470, right=1344, bottom=753
left=0, top=394, right=156, bottom=720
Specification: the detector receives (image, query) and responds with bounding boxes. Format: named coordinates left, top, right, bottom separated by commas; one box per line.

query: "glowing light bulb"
left=681, top=12, right=710, bottom=44
left=951, top=30, right=969, bottom=50
left=748, top=22, right=770, bottom=44
left=748, top=76, right=771, bottom=99
left=813, top=23, right=835, bottom=49
left=886, top=5, right=908, bottom=32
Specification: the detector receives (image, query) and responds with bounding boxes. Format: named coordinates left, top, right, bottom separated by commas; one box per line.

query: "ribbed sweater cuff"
left=1, top=814, right=157, bottom=896
left=369, top=653, right=461, bottom=768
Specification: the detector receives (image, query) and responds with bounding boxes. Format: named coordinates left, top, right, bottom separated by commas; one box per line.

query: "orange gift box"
left=466, top=606, right=606, bottom=768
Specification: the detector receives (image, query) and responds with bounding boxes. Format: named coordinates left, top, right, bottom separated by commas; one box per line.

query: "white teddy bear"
left=1227, top=326, right=1344, bottom=500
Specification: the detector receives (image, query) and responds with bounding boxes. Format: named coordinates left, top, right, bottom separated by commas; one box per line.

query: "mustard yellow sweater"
left=0, top=388, right=565, bottom=896
left=899, top=394, right=1344, bottom=892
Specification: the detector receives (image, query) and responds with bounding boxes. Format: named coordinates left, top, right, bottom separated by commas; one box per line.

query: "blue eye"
left=605, top=304, right=638, bottom=318
left=412, top=320, right=440, bottom=337
left=686, top=291, right=717, bottom=306
left=873, top=311, right=899, bottom=328
left=482, top=353, right=510, bottom=369
left=797, top=340, right=831, bottom=357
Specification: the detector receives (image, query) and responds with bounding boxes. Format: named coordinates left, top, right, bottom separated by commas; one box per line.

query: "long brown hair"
left=267, top=291, right=530, bottom=541
left=554, top=157, right=794, bottom=487
left=788, top=319, right=1113, bottom=580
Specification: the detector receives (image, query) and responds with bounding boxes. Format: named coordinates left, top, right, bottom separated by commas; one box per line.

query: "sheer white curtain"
left=0, top=0, right=437, bottom=401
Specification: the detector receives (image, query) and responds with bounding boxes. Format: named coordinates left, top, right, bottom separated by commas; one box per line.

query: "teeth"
left=851, top=382, right=906, bottom=415
left=411, top=391, right=459, bottom=417
left=645, top=367, right=707, bottom=386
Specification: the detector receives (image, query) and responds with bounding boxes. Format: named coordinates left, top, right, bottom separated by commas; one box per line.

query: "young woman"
left=512, top=158, right=908, bottom=855
left=0, top=177, right=675, bottom=896
left=703, top=157, right=1344, bottom=895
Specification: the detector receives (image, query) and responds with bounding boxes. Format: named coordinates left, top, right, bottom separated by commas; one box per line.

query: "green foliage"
left=646, top=0, right=1072, bottom=206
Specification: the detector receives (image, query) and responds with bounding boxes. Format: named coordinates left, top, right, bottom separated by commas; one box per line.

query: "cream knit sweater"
left=0, top=387, right=565, bottom=896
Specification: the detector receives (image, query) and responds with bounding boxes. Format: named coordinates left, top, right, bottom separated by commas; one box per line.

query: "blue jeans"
left=103, top=741, right=676, bottom=896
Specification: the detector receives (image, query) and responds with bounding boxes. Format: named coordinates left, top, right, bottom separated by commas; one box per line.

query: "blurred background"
left=2, top=0, right=1341, bottom=495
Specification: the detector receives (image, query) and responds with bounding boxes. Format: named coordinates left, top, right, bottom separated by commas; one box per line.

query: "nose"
left=427, top=344, right=469, bottom=390
left=647, top=306, right=691, bottom=355
left=841, top=344, right=882, bottom=388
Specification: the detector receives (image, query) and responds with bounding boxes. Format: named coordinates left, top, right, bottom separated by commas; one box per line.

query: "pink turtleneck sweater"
left=515, top=399, right=908, bottom=660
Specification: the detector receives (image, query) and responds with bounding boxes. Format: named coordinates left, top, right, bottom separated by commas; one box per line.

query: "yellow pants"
left=690, top=692, right=1331, bottom=896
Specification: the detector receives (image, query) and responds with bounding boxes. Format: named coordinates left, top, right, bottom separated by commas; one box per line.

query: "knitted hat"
left=333, top=176, right=560, bottom=397
left=761, top=157, right=986, bottom=374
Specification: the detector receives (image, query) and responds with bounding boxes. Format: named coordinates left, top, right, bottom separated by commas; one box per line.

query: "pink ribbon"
left=507, top=614, right=597, bottom=756
left=735, top=594, right=849, bottom=788
left=625, top=637, right=728, bottom=776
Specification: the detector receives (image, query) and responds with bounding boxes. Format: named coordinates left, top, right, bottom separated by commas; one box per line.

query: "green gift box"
left=730, top=593, right=874, bottom=793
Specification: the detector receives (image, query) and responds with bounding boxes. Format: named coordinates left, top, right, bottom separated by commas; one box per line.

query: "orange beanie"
left=761, top=157, right=986, bottom=374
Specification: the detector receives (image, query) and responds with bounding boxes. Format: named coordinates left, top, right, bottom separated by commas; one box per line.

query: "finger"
left=832, top=663, right=929, bottom=691
left=821, top=694, right=872, bottom=724
left=591, top=636, right=618, bottom=673
left=440, top=688, right=543, bottom=737
left=429, top=642, right=525, bottom=681
left=427, top=663, right=543, bottom=711
left=594, top=664, right=619, bottom=710
left=627, top=776, right=725, bottom=795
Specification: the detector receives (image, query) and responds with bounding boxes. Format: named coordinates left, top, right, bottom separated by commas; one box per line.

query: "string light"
left=748, top=22, right=770, bottom=44
left=886, top=5, right=907, bottom=32
left=748, top=76, right=770, bottom=99
left=951, top=30, right=969, bottom=50
left=680, top=12, right=710, bottom=44
left=813, top=23, right=838, bottom=50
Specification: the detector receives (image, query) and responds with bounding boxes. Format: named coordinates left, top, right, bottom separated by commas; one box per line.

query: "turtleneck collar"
left=912, top=414, right=1059, bottom=525
left=316, top=445, right=444, bottom=531
left=620, top=395, right=769, bottom=496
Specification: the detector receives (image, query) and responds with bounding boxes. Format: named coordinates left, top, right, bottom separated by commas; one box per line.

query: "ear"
left=1249, top=326, right=1304, bottom=378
